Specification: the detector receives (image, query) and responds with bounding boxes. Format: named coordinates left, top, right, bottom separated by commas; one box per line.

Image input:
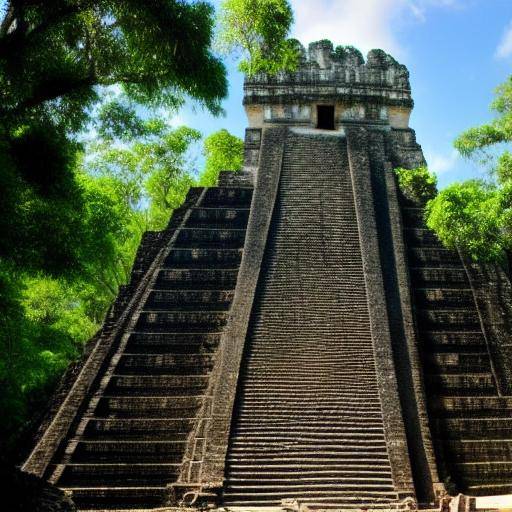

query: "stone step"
left=64, top=486, right=166, bottom=510
left=239, top=395, right=382, bottom=404
left=244, top=367, right=379, bottom=375
left=226, top=462, right=396, bottom=473
left=414, top=288, right=474, bottom=308
left=226, top=450, right=390, bottom=460
left=229, top=439, right=388, bottom=450
left=223, top=491, right=399, bottom=501
left=234, top=416, right=385, bottom=426
left=407, top=247, right=461, bottom=267
left=451, top=461, right=512, bottom=484
left=175, top=228, right=246, bottom=248
left=444, top=439, right=512, bottom=462
left=240, top=387, right=380, bottom=396
left=222, top=501, right=405, bottom=510
left=464, top=482, right=512, bottom=496
left=401, top=207, right=426, bottom=226
left=125, top=332, right=221, bottom=354
left=410, top=267, right=468, bottom=287
left=71, top=441, right=187, bottom=463
left=146, top=289, right=234, bottom=310
left=105, top=375, right=209, bottom=396
left=116, top=353, right=214, bottom=375
left=420, top=331, right=487, bottom=351
left=425, top=373, right=496, bottom=395
left=245, top=355, right=377, bottom=364
left=83, top=418, right=195, bottom=440
left=229, top=433, right=386, bottom=443
left=156, top=268, right=238, bottom=289
left=431, top=396, right=512, bottom=417
left=416, top=309, right=480, bottom=329
left=57, top=463, right=181, bottom=487
left=227, top=468, right=393, bottom=479
left=226, top=476, right=394, bottom=487
left=234, top=406, right=383, bottom=416
left=433, top=417, right=512, bottom=439
left=404, top=227, right=442, bottom=246
left=233, top=425, right=386, bottom=434
left=224, top=483, right=395, bottom=493
left=164, top=248, right=243, bottom=268
left=425, top=352, right=490, bottom=373
left=201, top=187, right=253, bottom=207
left=188, top=207, right=250, bottom=228
left=136, top=311, right=228, bottom=332
left=94, top=395, right=203, bottom=418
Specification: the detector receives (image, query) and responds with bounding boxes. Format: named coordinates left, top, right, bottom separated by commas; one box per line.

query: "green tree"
left=425, top=180, right=508, bottom=264
left=199, top=129, right=244, bottom=186
left=395, top=166, right=437, bottom=204
left=0, top=169, right=128, bottom=459
left=435, top=75, right=512, bottom=271
left=216, top=0, right=299, bottom=76
left=0, top=0, right=226, bottom=276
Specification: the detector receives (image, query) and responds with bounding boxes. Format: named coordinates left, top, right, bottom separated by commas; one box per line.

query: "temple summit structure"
left=22, top=40, right=512, bottom=512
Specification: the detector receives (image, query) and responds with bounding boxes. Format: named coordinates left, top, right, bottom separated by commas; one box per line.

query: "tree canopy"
left=200, top=128, right=244, bottom=186
left=395, top=166, right=438, bottom=204
left=216, top=0, right=299, bottom=76
left=0, top=0, right=226, bottom=279
left=0, top=0, right=292, bottom=464
left=427, top=76, right=512, bottom=270
left=395, top=76, right=512, bottom=272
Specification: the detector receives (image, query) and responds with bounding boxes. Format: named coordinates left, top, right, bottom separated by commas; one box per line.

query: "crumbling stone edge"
left=346, top=126, right=416, bottom=502
left=22, top=189, right=204, bottom=478
left=169, top=127, right=288, bottom=506
left=384, top=162, right=446, bottom=503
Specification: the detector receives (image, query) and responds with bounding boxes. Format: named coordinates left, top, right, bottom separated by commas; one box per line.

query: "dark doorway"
left=317, top=105, right=335, bottom=130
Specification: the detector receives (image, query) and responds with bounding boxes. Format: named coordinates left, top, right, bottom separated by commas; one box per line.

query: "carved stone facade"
left=244, top=41, right=413, bottom=131
left=21, top=41, right=512, bottom=511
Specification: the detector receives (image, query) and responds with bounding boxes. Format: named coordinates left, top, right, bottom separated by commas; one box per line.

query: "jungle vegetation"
left=0, top=0, right=295, bottom=464
left=396, top=76, right=512, bottom=273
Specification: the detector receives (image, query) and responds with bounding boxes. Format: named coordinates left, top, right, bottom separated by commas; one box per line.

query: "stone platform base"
left=79, top=495, right=512, bottom=512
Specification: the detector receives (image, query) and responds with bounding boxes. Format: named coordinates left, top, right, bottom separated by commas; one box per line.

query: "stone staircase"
left=46, top=186, right=252, bottom=510
left=402, top=204, right=512, bottom=496
left=222, top=133, right=406, bottom=509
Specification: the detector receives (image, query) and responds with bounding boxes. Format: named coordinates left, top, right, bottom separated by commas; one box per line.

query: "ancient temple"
left=22, top=40, right=512, bottom=511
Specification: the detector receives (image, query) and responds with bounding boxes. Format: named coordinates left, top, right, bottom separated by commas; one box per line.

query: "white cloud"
left=290, top=0, right=461, bottom=58
left=425, top=149, right=459, bottom=175
left=496, top=20, right=512, bottom=59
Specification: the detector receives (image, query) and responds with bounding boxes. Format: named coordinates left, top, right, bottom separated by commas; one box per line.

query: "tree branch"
left=0, top=2, right=15, bottom=38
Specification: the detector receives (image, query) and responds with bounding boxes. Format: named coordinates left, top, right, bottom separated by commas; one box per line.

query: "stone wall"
left=23, top=189, right=203, bottom=478
left=463, top=261, right=512, bottom=395
left=244, top=40, right=413, bottom=130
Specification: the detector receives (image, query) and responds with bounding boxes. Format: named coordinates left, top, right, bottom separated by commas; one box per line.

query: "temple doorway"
left=317, top=104, right=335, bottom=129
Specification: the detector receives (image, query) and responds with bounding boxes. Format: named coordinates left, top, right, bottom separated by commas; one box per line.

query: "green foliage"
left=395, top=166, right=438, bottom=204
left=334, top=45, right=364, bottom=65
left=199, top=129, right=244, bottom=186
left=425, top=181, right=508, bottom=263
left=441, top=74, right=512, bottom=268
left=0, top=0, right=296, bottom=463
left=86, top=119, right=201, bottom=231
left=0, top=265, right=96, bottom=459
left=217, top=0, right=299, bottom=76
left=497, top=151, right=512, bottom=183
left=0, top=0, right=226, bottom=279
left=0, top=0, right=226, bottom=124
left=453, top=76, right=512, bottom=162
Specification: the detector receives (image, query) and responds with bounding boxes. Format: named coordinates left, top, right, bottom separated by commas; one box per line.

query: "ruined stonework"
left=22, top=41, right=512, bottom=511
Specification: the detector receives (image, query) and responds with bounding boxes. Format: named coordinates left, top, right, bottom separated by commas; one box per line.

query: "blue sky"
left=172, top=0, right=512, bottom=188
left=1, top=0, right=510, bottom=187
